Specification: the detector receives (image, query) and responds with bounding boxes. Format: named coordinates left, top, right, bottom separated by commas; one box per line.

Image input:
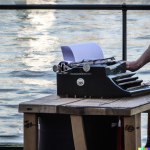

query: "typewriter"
left=53, top=43, right=150, bottom=98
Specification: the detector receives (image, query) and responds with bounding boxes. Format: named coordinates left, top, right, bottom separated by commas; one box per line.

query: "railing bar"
left=126, top=5, right=150, bottom=10
left=0, top=4, right=122, bottom=10
left=1, top=4, right=150, bottom=10
left=122, top=10, right=127, bottom=60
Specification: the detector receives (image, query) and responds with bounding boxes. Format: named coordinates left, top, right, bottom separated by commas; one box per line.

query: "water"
left=0, top=0, right=150, bottom=147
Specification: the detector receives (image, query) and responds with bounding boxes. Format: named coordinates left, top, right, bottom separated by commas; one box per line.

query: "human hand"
left=123, top=45, right=150, bottom=72
left=125, top=61, right=139, bottom=72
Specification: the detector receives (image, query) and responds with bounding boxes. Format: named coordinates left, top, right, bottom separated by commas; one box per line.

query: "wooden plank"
left=63, top=98, right=119, bottom=107
left=124, top=113, right=141, bottom=150
left=97, top=94, right=150, bottom=109
left=131, top=103, right=150, bottom=115
left=19, top=94, right=150, bottom=115
left=143, top=110, right=150, bottom=113
left=59, top=98, right=119, bottom=115
left=136, top=114, right=141, bottom=148
left=21, top=95, right=64, bottom=105
left=58, top=98, right=131, bottom=115
left=85, top=107, right=131, bottom=115
left=19, top=105, right=57, bottom=114
left=58, top=106, right=131, bottom=116
left=70, top=115, right=87, bottom=150
left=61, top=94, right=150, bottom=109
left=20, top=93, right=150, bottom=110
left=24, top=113, right=38, bottom=150
left=59, top=94, right=150, bottom=115
left=19, top=95, right=82, bottom=113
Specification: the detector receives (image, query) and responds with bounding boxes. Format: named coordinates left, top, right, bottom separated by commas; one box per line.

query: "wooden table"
left=19, top=94, right=150, bottom=150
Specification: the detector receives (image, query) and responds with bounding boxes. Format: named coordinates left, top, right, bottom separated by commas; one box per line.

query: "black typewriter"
left=53, top=56, right=150, bottom=98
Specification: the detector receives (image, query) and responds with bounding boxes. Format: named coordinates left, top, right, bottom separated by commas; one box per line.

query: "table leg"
left=70, top=115, right=87, bottom=150
left=124, top=113, right=141, bottom=150
left=24, top=113, right=38, bottom=150
left=147, top=112, right=150, bottom=136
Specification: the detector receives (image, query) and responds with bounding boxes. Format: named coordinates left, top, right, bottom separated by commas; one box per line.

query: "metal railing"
left=1, top=3, right=150, bottom=60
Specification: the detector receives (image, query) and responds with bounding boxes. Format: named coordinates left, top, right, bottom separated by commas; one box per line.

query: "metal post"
left=122, top=3, right=127, bottom=60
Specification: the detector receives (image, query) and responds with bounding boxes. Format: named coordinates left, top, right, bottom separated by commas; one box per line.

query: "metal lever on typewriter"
left=53, top=62, right=72, bottom=73
left=93, top=56, right=115, bottom=63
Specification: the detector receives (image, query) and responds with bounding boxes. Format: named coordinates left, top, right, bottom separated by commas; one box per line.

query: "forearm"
left=135, top=45, right=150, bottom=69
left=126, top=45, right=150, bottom=71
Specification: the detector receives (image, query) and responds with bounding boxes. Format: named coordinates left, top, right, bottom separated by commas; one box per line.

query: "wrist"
left=135, top=59, right=143, bottom=70
left=126, top=61, right=140, bottom=72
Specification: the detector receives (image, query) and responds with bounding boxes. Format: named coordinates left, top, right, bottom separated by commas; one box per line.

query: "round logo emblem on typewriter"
left=77, top=78, right=84, bottom=86
left=83, top=64, right=90, bottom=72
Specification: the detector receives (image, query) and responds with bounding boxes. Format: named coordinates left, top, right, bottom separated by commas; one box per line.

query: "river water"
left=0, top=0, right=150, bottom=147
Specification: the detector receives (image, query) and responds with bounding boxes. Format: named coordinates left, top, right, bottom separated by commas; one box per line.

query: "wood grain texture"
left=58, top=106, right=131, bottom=116
left=19, top=94, right=150, bottom=115
left=131, top=102, right=150, bottom=115
left=19, top=95, right=82, bottom=113
left=24, top=113, right=38, bottom=150
left=59, top=94, right=150, bottom=115
left=70, top=115, right=87, bottom=150
left=124, top=114, right=141, bottom=150
left=143, top=110, right=150, bottom=113
left=101, top=94, right=150, bottom=108
left=136, top=114, right=141, bottom=148
left=61, top=94, right=150, bottom=109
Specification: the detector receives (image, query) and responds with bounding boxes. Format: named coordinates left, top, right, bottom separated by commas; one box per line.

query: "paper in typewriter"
left=61, top=43, right=104, bottom=63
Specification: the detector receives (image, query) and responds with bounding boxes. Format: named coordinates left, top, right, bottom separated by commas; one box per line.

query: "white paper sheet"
left=61, top=42, right=104, bottom=63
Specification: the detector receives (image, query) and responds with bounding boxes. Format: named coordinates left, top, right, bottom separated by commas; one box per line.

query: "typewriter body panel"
left=57, top=64, right=131, bottom=98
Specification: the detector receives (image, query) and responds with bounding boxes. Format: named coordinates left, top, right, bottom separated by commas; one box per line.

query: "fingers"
left=125, top=61, right=134, bottom=71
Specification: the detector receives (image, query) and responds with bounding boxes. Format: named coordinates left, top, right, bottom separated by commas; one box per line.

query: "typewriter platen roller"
left=53, top=57, right=150, bottom=98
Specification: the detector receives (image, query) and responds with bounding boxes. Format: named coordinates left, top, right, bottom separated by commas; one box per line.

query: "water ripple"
left=137, top=35, right=150, bottom=39
left=0, top=89, right=19, bottom=92
left=10, top=70, right=52, bottom=78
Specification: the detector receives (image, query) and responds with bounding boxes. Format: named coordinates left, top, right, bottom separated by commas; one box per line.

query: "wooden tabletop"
left=19, top=94, right=150, bottom=116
